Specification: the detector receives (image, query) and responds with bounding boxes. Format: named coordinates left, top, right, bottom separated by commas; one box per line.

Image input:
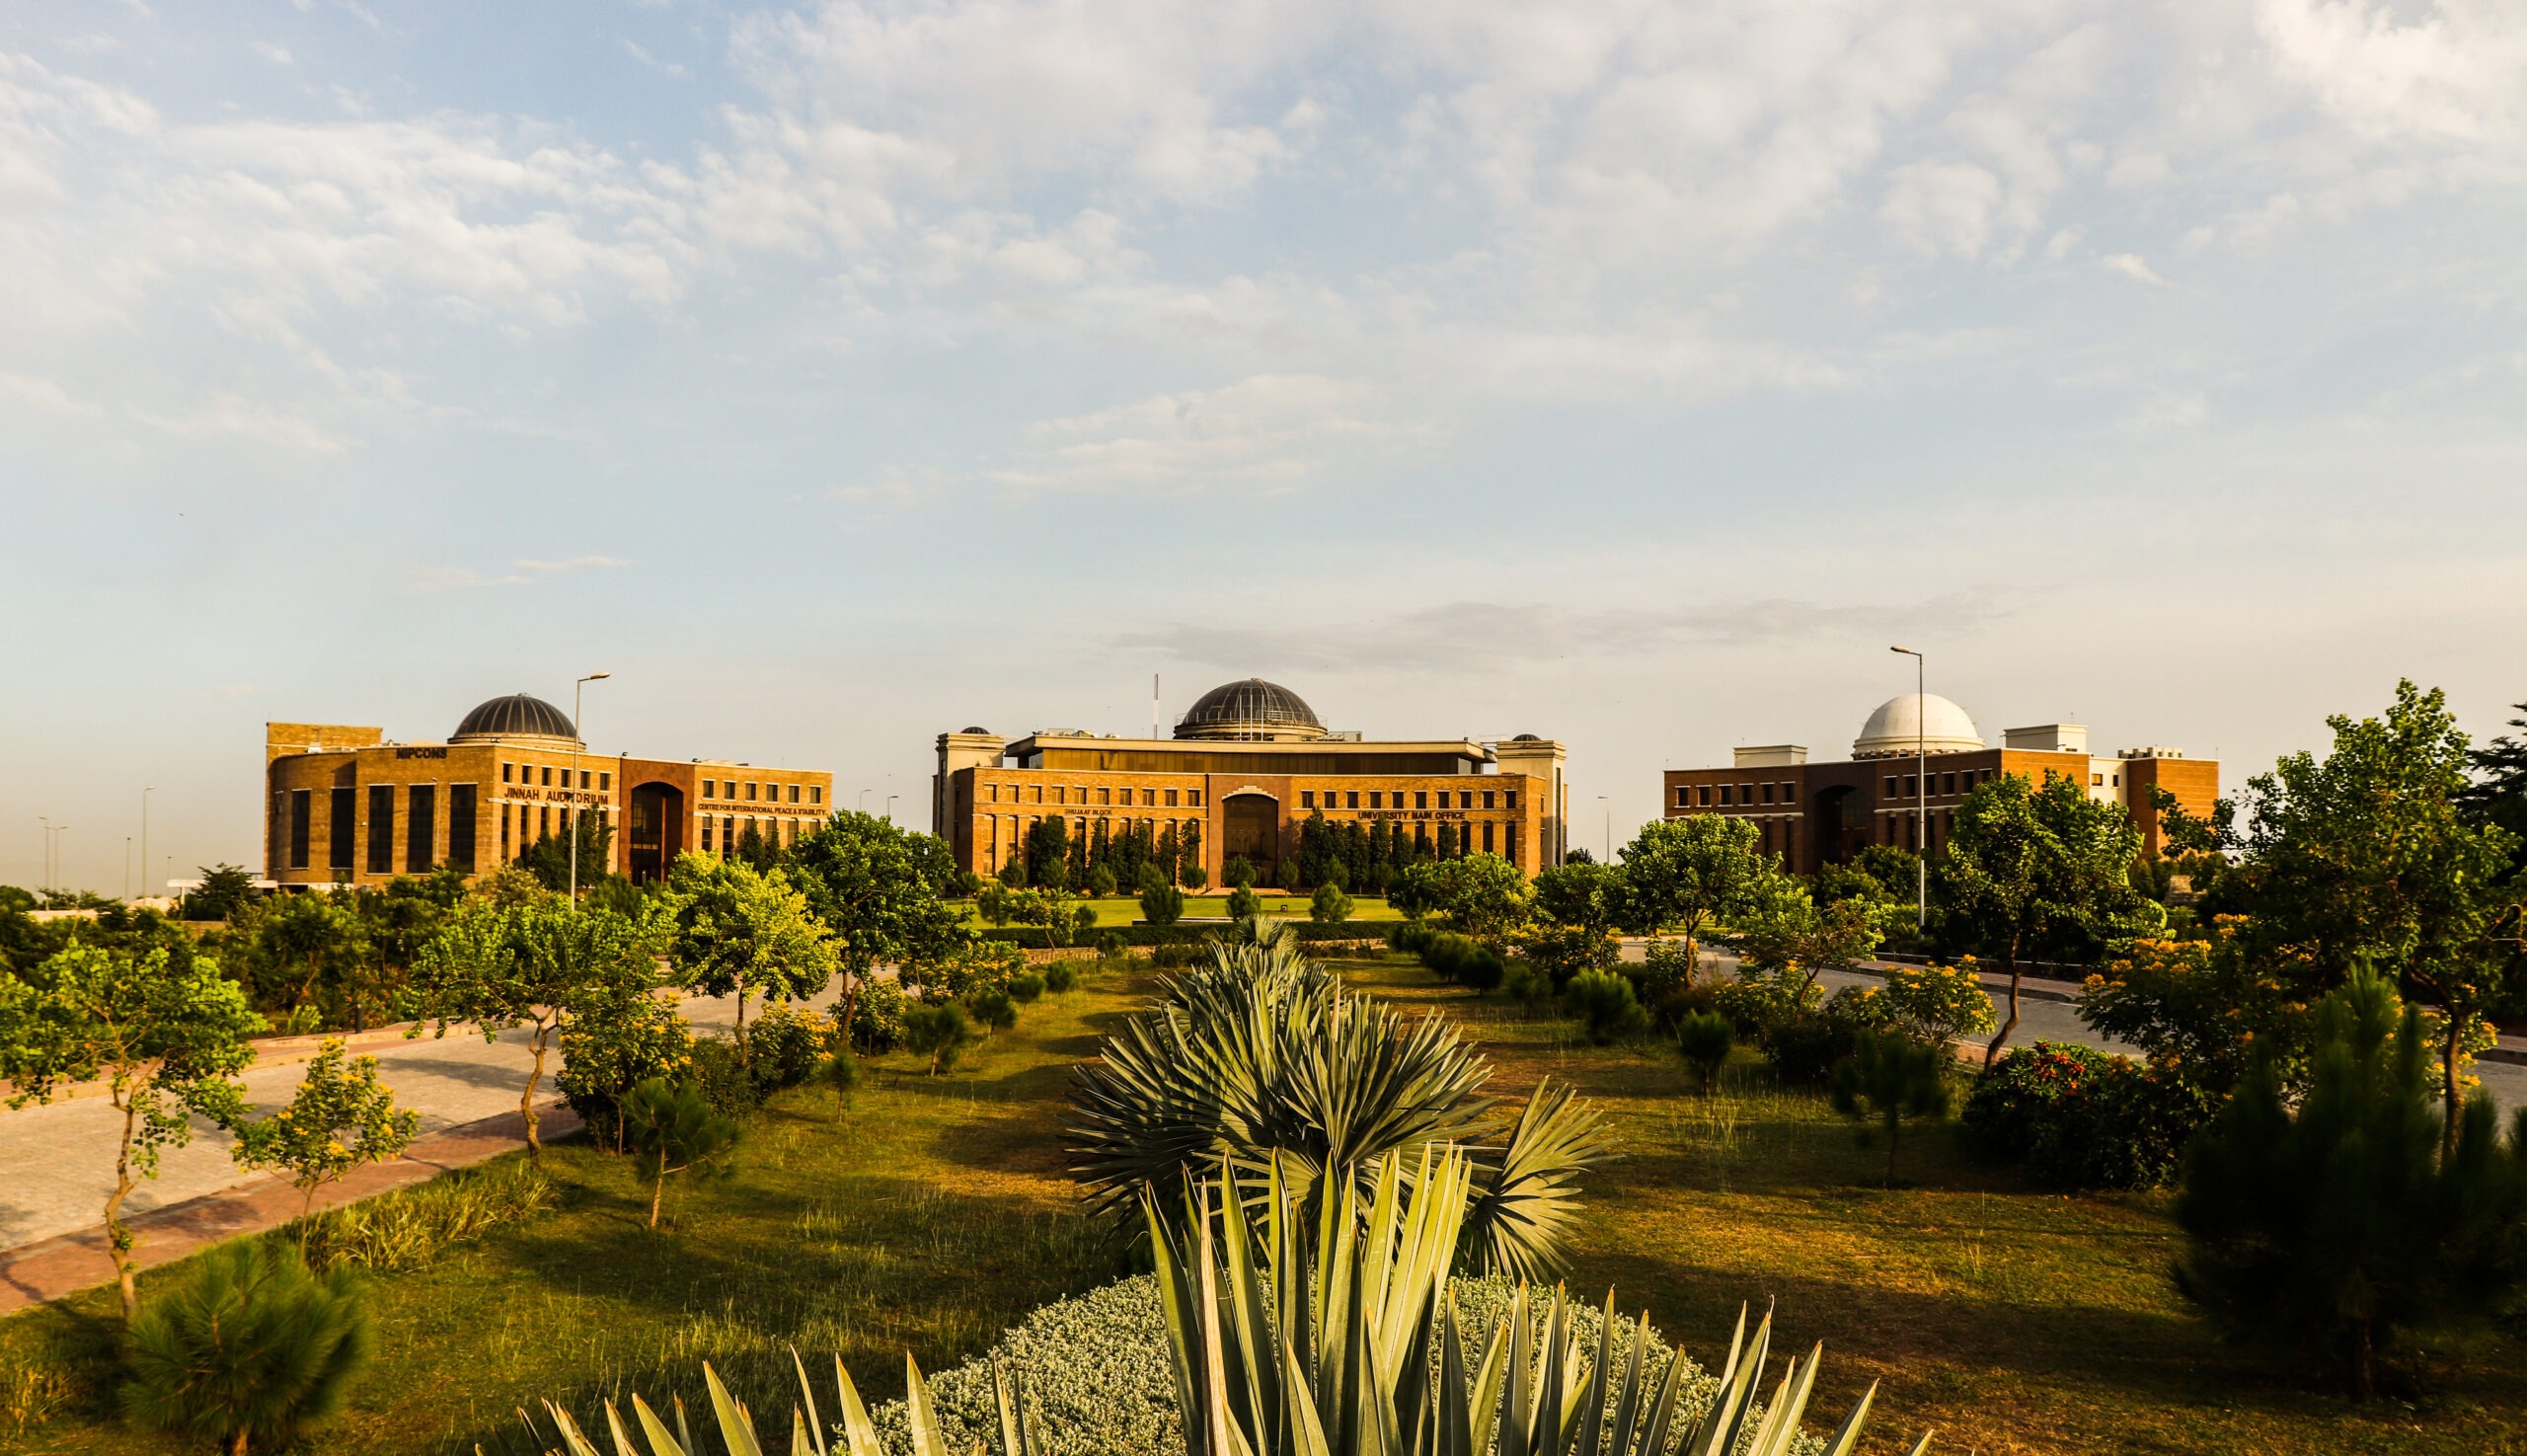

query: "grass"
left=9, top=953, right=2525, bottom=1455
left=966, top=893, right=1403, bottom=929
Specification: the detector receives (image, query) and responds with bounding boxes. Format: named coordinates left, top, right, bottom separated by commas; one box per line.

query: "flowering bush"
left=1962, top=1040, right=2214, bottom=1189
left=557, top=992, right=694, bottom=1150
left=1837, top=962, right=1995, bottom=1047
left=849, top=975, right=908, bottom=1053
left=863, top=1273, right=1722, bottom=1456
left=907, top=941, right=1027, bottom=1001
left=746, top=1004, right=831, bottom=1092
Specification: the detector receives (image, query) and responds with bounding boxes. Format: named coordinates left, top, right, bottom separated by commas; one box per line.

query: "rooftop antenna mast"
left=1152, top=674, right=1161, bottom=739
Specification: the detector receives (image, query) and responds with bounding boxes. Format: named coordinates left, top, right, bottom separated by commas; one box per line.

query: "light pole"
left=38, top=819, right=50, bottom=895
left=569, top=672, right=612, bottom=907
left=124, top=837, right=132, bottom=900
left=884, top=795, right=898, bottom=825
left=1889, top=646, right=1927, bottom=927
left=140, top=786, right=154, bottom=902
left=860, top=789, right=871, bottom=813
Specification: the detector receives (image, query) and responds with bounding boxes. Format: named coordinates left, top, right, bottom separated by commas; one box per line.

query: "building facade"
left=265, top=694, right=833, bottom=889
left=1661, top=694, right=2218, bottom=873
left=933, top=678, right=1570, bottom=883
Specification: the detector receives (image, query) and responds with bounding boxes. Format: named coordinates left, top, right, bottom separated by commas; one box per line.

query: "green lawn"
left=978, top=894, right=1403, bottom=928
left=6, top=956, right=2522, bottom=1455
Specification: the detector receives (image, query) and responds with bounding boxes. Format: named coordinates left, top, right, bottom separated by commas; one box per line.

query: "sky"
left=3, top=0, right=2525, bottom=892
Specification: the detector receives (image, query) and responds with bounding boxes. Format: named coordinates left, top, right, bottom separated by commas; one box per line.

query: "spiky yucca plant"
left=535, top=1350, right=1038, bottom=1456
left=1070, top=929, right=1613, bottom=1279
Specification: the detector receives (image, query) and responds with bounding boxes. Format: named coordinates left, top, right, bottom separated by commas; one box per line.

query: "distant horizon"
left=5, top=1, right=2524, bottom=893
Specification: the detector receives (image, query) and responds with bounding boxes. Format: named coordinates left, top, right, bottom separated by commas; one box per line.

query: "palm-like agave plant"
left=1147, top=1148, right=1932, bottom=1456
left=533, top=1349, right=1038, bottom=1456
left=1070, top=933, right=1613, bottom=1279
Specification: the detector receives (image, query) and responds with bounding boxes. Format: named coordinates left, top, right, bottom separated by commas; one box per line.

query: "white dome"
left=1854, top=693, right=1982, bottom=759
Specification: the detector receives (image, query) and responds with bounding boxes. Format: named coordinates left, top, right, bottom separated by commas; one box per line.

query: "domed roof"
left=1175, top=678, right=1327, bottom=742
left=1854, top=693, right=1982, bottom=759
left=452, top=693, right=580, bottom=745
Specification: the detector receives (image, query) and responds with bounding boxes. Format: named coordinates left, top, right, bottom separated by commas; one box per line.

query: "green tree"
left=117, top=1240, right=370, bottom=1456
left=662, top=852, right=836, bottom=1055
left=517, top=812, right=616, bottom=893
left=409, top=901, right=660, bottom=1156
left=965, top=984, right=1019, bottom=1036
left=1936, top=771, right=2144, bottom=1066
left=1830, top=1029, right=1953, bottom=1187
left=620, top=1077, right=739, bottom=1229
left=2240, top=681, right=2524, bottom=1144
left=178, top=865, right=259, bottom=923
left=1141, top=880, right=1186, bottom=926
left=2462, top=696, right=2527, bottom=875
left=996, top=856, right=1026, bottom=888
left=1723, top=884, right=1885, bottom=1004
left=556, top=982, right=693, bottom=1154
left=1677, top=1011, right=1733, bottom=1093
left=1024, top=816, right=1073, bottom=890
left=1396, top=853, right=1529, bottom=942
left=1309, top=881, right=1353, bottom=924
left=1225, top=884, right=1262, bottom=920
left=234, top=1040, right=421, bottom=1227
left=902, top=1001, right=974, bottom=1074
left=1564, top=968, right=1648, bottom=1044
left=0, top=945, right=262, bottom=1318
left=784, top=813, right=963, bottom=1048
left=1530, top=860, right=1629, bottom=940
left=235, top=891, right=366, bottom=1022
left=1616, top=815, right=1790, bottom=986
left=2176, top=965, right=2527, bottom=1399
left=345, top=878, right=450, bottom=1033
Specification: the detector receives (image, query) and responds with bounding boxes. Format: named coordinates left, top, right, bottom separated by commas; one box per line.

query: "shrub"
left=286, top=1160, right=555, bottom=1273
left=966, top=985, right=1019, bottom=1036
left=904, top=1001, right=974, bottom=1074
left=1223, top=856, right=1256, bottom=889
left=1455, top=944, right=1506, bottom=996
left=1149, top=942, right=1210, bottom=969
left=1759, top=1008, right=1864, bottom=1087
left=849, top=976, right=908, bottom=1054
left=1676, top=1012, right=1732, bottom=1093
left=1389, top=921, right=1437, bottom=958
left=1139, top=882, right=1185, bottom=926
left=1007, top=970, right=1046, bottom=1003
left=620, top=1078, right=739, bottom=1229
left=1225, top=886, right=1261, bottom=920
left=1309, top=881, right=1353, bottom=924
left=821, top=1049, right=859, bottom=1119
left=914, top=941, right=1025, bottom=1000
left=558, top=991, right=695, bottom=1150
left=2178, top=967, right=2527, bottom=1399
left=1088, top=866, right=1118, bottom=897
left=685, top=1035, right=761, bottom=1117
left=1422, top=933, right=1470, bottom=982
left=744, top=1003, right=829, bottom=1093
left=1043, top=961, right=1084, bottom=994
left=1830, top=1031, right=1953, bottom=1186
left=1564, top=970, right=1649, bottom=1044
left=1179, top=862, right=1208, bottom=890
left=1649, top=982, right=1720, bottom=1035
left=1874, top=961, right=1998, bottom=1046
left=1712, top=967, right=1823, bottom=1037
left=118, top=1241, right=371, bottom=1456
left=1095, top=931, right=1127, bottom=958
left=1962, top=1039, right=2210, bottom=1189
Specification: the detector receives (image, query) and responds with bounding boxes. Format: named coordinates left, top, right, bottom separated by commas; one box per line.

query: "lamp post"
left=884, top=795, right=898, bottom=825
left=140, top=786, right=154, bottom=903
left=38, top=818, right=50, bottom=895
left=1889, top=646, right=1927, bottom=927
left=124, top=837, right=132, bottom=900
left=569, top=672, right=612, bottom=907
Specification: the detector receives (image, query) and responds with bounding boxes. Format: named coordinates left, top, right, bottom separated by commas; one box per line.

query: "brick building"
left=1661, top=694, right=2217, bottom=872
left=265, top=694, right=832, bottom=889
left=933, top=678, right=1570, bottom=883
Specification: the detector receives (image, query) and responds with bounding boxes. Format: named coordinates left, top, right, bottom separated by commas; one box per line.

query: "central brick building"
left=1661, top=694, right=2217, bottom=872
left=933, top=678, right=1570, bottom=883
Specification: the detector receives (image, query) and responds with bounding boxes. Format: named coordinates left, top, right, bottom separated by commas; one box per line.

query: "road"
left=0, top=986, right=836, bottom=1257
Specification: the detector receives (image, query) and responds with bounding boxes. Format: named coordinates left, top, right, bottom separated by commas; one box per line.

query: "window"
left=1416, top=792, right=1428, bottom=809
left=1905, top=776, right=1919, bottom=798
left=2091, top=773, right=2105, bottom=787
left=408, top=784, right=436, bottom=874
left=1188, top=791, right=1202, bottom=806
left=501, top=762, right=514, bottom=783
left=702, top=780, right=716, bottom=800
left=1720, top=785, right=1733, bottom=805
left=1884, top=776, right=1898, bottom=797
left=1301, top=791, right=1315, bottom=808
left=811, top=786, right=823, bottom=805
left=330, top=787, right=354, bottom=871
left=1098, top=787, right=1110, bottom=805
left=600, top=772, right=612, bottom=792
left=1165, top=790, right=1180, bottom=807
left=1140, top=789, right=1154, bottom=805
left=746, top=782, right=760, bottom=802
left=1054, top=786, right=1067, bottom=805
left=1458, top=792, right=1473, bottom=809
left=1740, top=783, right=1756, bottom=805
left=1483, top=790, right=1495, bottom=809
left=367, top=785, right=395, bottom=874
left=789, top=784, right=801, bottom=804
left=287, top=790, right=312, bottom=870
left=1697, top=784, right=1711, bottom=806
left=1370, top=792, right=1384, bottom=808
left=538, top=765, right=551, bottom=787
left=1761, top=783, right=1775, bottom=805
left=1505, top=792, right=1517, bottom=809
left=1482, top=822, right=1495, bottom=853
left=499, top=804, right=511, bottom=860
left=1783, top=782, right=1799, bottom=805
left=722, top=814, right=734, bottom=847
left=1346, top=791, right=1359, bottom=808
left=1943, top=773, right=1956, bottom=795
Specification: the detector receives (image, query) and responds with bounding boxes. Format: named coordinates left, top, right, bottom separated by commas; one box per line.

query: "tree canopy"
left=785, top=813, right=964, bottom=1040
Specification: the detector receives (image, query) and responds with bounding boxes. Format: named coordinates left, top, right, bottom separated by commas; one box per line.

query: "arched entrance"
left=628, top=782, right=687, bottom=883
left=1223, top=793, right=1280, bottom=879
left=1812, top=785, right=1859, bottom=868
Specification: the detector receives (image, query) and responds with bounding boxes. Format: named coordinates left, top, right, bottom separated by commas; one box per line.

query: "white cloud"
left=983, top=373, right=1427, bottom=496
left=253, top=42, right=294, bottom=66
left=2257, top=0, right=2527, bottom=145
left=2101, top=251, right=2168, bottom=284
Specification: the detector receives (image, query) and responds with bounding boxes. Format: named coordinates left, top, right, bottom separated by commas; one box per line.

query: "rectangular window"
left=1482, top=791, right=1495, bottom=809
left=723, top=814, right=734, bottom=845
left=1884, top=776, right=1898, bottom=797
left=288, top=790, right=311, bottom=870
left=1165, top=790, right=1180, bottom=807
left=448, top=785, right=477, bottom=873
left=747, top=782, right=760, bottom=801
left=501, top=762, right=513, bottom=783
left=1416, top=792, right=1428, bottom=809
left=702, top=817, right=715, bottom=852
left=810, top=786, right=823, bottom=805
left=1783, top=782, right=1799, bottom=805
left=1188, top=790, right=1202, bottom=806
left=367, top=785, right=394, bottom=874
left=1740, top=783, right=1755, bottom=805
left=702, top=780, right=716, bottom=799
left=1943, top=773, right=1956, bottom=795
left=1034, top=785, right=1044, bottom=805
left=408, top=784, right=436, bottom=874
left=538, top=805, right=551, bottom=842
left=330, top=787, right=354, bottom=871
left=499, top=805, right=512, bottom=860
left=539, top=765, right=552, bottom=787
left=1054, top=786, right=1067, bottom=805
left=1505, top=792, right=1518, bottom=809
left=1302, top=791, right=1318, bottom=808
left=1458, top=792, right=1472, bottom=809
left=1904, top=775, right=1918, bottom=798
left=1369, top=792, right=1384, bottom=808
left=1721, top=785, right=1733, bottom=805
left=2091, top=773, right=2105, bottom=787
left=1761, top=782, right=1776, bottom=805
left=1346, top=791, right=1360, bottom=808
left=1482, top=821, right=1495, bottom=853
left=1140, top=789, right=1154, bottom=806
left=1098, top=787, right=1111, bottom=805
left=788, top=784, right=800, bottom=804
left=600, top=772, right=612, bottom=792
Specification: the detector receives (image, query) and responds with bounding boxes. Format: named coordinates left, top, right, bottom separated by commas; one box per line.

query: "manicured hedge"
left=973, top=922, right=1387, bottom=950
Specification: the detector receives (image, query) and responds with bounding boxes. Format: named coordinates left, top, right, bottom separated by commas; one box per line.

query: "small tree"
left=0, top=945, right=261, bottom=1319
left=1141, top=881, right=1186, bottom=926
left=663, top=852, right=836, bottom=1055
left=902, top=1001, right=974, bottom=1075
left=1723, top=886, right=1884, bottom=1005
left=1309, top=881, right=1353, bottom=924
left=235, top=1041, right=421, bottom=1228
left=1180, top=861, right=1209, bottom=891
left=1226, top=885, right=1262, bottom=920
left=1223, top=856, right=1256, bottom=890
left=179, top=864, right=260, bottom=923
left=235, top=891, right=365, bottom=1023
left=822, top=1048, right=859, bottom=1120
left=620, top=1078, right=739, bottom=1229
left=1875, top=961, right=1997, bottom=1047
left=997, top=857, right=1026, bottom=888
left=1087, top=864, right=1118, bottom=897
left=2176, top=965, right=2527, bottom=1399
left=1565, top=969, right=1649, bottom=1044
left=1677, top=1011, right=1733, bottom=1094
left=117, top=1240, right=371, bottom=1456
left=965, top=985, right=1019, bottom=1037
left=784, top=813, right=964, bottom=1049
left=1617, top=816, right=1790, bottom=986
left=1830, top=1030, right=1953, bottom=1187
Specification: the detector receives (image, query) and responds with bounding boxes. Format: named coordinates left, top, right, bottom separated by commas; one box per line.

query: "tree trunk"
left=521, top=1021, right=552, bottom=1157
left=733, top=973, right=748, bottom=1061
left=1681, top=923, right=1700, bottom=990
left=228, top=1427, right=250, bottom=1456
left=109, top=1095, right=141, bottom=1322
left=2351, top=1318, right=2375, bottom=1402
left=1982, top=946, right=2023, bottom=1070
left=649, top=1166, right=665, bottom=1228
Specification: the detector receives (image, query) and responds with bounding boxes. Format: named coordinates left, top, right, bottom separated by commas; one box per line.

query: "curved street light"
left=1889, top=646, right=1927, bottom=926
left=570, top=673, right=612, bottom=907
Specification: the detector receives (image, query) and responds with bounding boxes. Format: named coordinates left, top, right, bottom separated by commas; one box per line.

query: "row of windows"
left=987, top=783, right=1201, bottom=808
left=1300, top=788, right=1517, bottom=811
left=700, top=814, right=806, bottom=852
left=701, top=778, right=819, bottom=805
left=502, top=762, right=611, bottom=791
left=1882, top=769, right=1997, bottom=799
left=1678, top=781, right=1799, bottom=808
left=282, top=783, right=482, bottom=876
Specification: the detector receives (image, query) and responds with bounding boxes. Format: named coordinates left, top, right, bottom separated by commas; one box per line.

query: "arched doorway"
left=1223, top=793, right=1279, bottom=879
left=1812, top=785, right=1859, bottom=868
left=628, top=782, right=687, bottom=883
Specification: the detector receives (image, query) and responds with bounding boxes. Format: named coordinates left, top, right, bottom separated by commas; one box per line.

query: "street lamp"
left=884, top=794, right=898, bottom=825
left=1889, top=646, right=1927, bottom=926
left=124, top=837, right=132, bottom=900
left=38, top=818, right=50, bottom=895
left=569, top=672, right=612, bottom=907
left=141, top=786, right=154, bottom=903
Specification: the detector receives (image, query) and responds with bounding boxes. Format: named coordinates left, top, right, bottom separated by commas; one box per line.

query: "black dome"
left=1175, top=678, right=1324, bottom=741
left=452, top=693, right=578, bottom=743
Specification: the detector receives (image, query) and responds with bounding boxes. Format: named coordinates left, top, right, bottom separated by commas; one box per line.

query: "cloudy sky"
left=4, top=0, right=2525, bottom=890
